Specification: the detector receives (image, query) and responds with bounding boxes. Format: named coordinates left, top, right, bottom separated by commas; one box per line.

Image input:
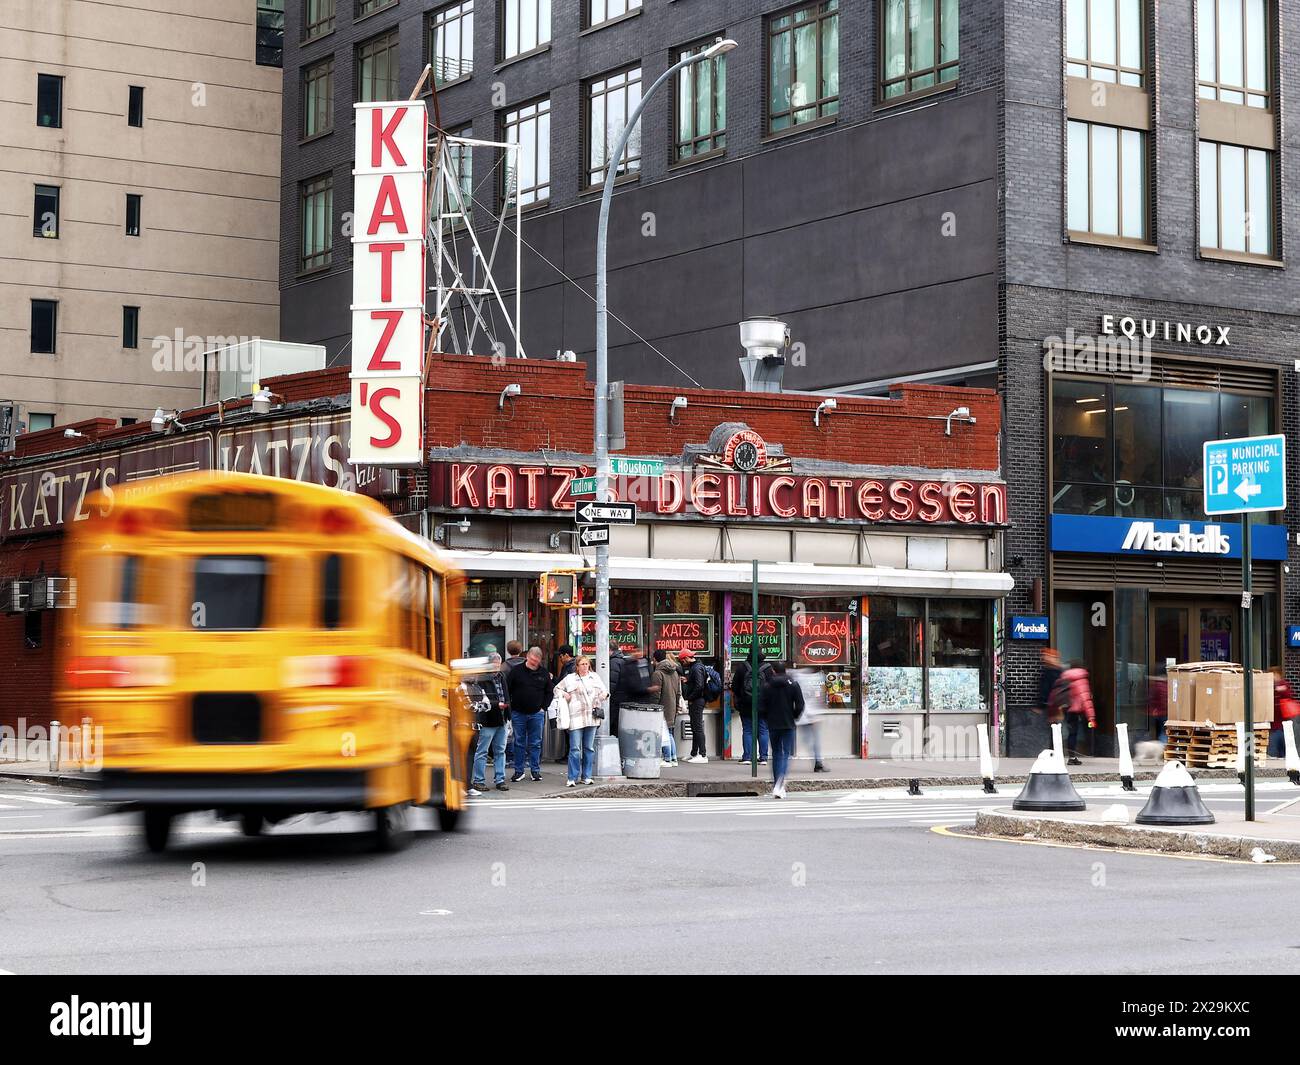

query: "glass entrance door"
left=1150, top=598, right=1238, bottom=669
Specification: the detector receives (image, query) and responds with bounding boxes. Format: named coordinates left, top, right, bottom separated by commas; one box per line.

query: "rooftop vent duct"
left=738, top=317, right=788, bottom=393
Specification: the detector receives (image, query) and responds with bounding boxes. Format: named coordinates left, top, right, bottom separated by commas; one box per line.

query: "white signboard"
left=350, top=101, right=427, bottom=467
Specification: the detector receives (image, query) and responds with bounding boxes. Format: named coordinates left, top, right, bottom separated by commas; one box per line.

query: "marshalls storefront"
left=1042, top=319, right=1285, bottom=754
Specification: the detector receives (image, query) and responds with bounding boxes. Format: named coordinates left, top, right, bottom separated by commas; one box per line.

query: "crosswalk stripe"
left=0, top=793, right=73, bottom=806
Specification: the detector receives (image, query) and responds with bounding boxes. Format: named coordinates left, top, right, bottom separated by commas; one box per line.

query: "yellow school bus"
left=57, top=471, right=472, bottom=852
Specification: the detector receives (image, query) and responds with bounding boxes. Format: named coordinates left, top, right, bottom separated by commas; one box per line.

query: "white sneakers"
left=687, top=754, right=709, bottom=764
left=772, top=783, right=786, bottom=799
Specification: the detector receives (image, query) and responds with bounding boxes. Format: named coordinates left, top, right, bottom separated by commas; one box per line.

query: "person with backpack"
left=730, top=659, right=768, bottom=765
left=1055, top=660, right=1096, bottom=766
left=761, top=663, right=805, bottom=799
left=679, top=649, right=721, bottom=763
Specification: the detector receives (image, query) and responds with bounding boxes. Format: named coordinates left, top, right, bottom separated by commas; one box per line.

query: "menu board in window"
left=728, top=616, right=787, bottom=661
left=794, top=611, right=852, bottom=666
left=578, top=614, right=642, bottom=655
left=652, top=614, right=714, bottom=656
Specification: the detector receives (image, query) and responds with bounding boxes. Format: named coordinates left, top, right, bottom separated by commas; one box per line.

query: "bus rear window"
left=192, top=556, right=266, bottom=630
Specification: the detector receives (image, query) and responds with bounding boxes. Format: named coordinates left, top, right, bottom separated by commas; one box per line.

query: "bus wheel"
left=143, top=810, right=173, bottom=853
left=436, top=805, right=463, bottom=832
left=373, top=804, right=410, bottom=852
left=240, top=813, right=265, bottom=837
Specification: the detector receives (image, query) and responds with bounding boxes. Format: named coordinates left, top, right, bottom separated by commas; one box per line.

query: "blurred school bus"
left=57, top=471, right=474, bottom=853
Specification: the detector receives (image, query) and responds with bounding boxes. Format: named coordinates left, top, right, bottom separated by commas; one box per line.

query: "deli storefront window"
left=732, top=594, right=862, bottom=711
left=868, top=597, right=989, bottom=712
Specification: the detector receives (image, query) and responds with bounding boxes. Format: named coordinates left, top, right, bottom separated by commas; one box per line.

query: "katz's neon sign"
left=431, top=463, right=1008, bottom=525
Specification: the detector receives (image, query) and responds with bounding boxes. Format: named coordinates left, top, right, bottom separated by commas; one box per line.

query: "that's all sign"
left=350, top=101, right=428, bottom=468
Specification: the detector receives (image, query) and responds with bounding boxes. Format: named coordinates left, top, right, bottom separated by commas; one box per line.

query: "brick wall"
left=0, top=538, right=66, bottom=731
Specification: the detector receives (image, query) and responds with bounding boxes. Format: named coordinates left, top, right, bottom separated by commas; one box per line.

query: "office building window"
left=501, top=97, right=550, bottom=206
left=256, top=0, right=284, bottom=66
left=128, top=85, right=144, bottom=126
left=586, top=0, right=640, bottom=30
left=37, top=73, right=63, bottom=128
left=430, top=1, right=474, bottom=86
left=31, top=300, right=57, bottom=354
left=300, top=173, right=333, bottom=271
left=1199, top=140, right=1274, bottom=256
left=123, top=306, right=140, bottom=349
left=33, top=185, right=60, bottom=238
left=1067, top=120, right=1148, bottom=241
left=500, top=0, right=551, bottom=61
left=125, top=193, right=142, bottom=235
left=304, top=0, right=336, bottom=39
left=767, top=0, right=839, bottom=133
left=301, top=57, right=334, bottom=137
left=1198, top=0, right=1269, bottom=107
left=674, top=38, right=727, bottom=162
left=585, top=66, right=642, bottom=187
left=1067, top=0, right=1145, bottom=85
left=28, top=413, right=55, bottom=432
left=357, top=0, right=397, bottom=15
left=357, top=29, right=399, bottom=102
left=881, top=0, right=958, bottom=101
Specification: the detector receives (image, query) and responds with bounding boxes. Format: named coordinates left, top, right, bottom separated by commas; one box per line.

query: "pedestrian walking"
left=792, top=667, right=827, bottom=772
left=506, top=646, right=553, bottom=782
left=652, top=650, right=681, bottom=766
left=761, top=663, right=805, bottom=799
left=556, top=644, right=577, bottom=680
left=730, top=659, right=769, bottom=765
left=1056, top=661, right=1096, bottom=765
left=504, top=640, right=526, bottom=670
left=678, top=649, right=717, bottom=763
left=471, top=653, right=511, bottom=793
left=1269, top=667, right=1297, bottom=759
left=1037, top=647, right=1064, bottom=719
left=555, top=655, right=608, bottom=786
left=609, top=644, right=658, bottom=739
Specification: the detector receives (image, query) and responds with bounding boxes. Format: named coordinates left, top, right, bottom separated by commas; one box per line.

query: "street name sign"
left=611, top=457, right=664, bottom=478
left=575, top=501, right=636, bottom=525
left=1203, top=434, right=1286, bottom=515
left=578, top=524, right=610, bottom=547
left=569, top=476, right=598, bottom=496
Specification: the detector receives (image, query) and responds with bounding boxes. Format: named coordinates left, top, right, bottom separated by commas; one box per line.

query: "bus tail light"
left=284, top=655, right=368, bottom=688
left=65, top=656, right=173, bottom=689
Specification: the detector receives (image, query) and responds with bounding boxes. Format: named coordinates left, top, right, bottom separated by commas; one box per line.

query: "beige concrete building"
left=0, top=0, right=283, bottom=435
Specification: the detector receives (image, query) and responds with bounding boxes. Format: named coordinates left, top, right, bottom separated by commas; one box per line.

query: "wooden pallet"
left=1164, top=721, right=1269, bottom=768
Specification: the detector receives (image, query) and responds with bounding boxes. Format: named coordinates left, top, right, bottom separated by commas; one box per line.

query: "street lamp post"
left=593, top=38, right=738, bottom=709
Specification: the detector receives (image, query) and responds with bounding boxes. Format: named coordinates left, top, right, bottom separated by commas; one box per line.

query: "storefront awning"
left=444, top=550, right=1011, bottom=597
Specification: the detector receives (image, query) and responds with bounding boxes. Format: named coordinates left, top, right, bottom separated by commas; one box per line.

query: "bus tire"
left=436, top=805, right=463, bottom=832
left=373, top=803, right=410, bottom=852
left=143, top=810, right=173, bottom=853
left=240, top=813, right=265, bottom=837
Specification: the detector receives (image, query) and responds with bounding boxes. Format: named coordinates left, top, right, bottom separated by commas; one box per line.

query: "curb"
left=543, top=766, right=1286, bottom=801
left=0, top=769, right=97, bottom=790
left=972, top=808, right=1300, bottom=861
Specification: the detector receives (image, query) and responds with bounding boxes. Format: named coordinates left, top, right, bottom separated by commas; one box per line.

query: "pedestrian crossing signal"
left=540, top=571, right=578, bottom=608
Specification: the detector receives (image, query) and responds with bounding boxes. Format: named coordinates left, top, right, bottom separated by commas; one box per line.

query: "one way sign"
left=578, top=524, right=610, bottom=547
left=575, top=501, right=637, bottom=525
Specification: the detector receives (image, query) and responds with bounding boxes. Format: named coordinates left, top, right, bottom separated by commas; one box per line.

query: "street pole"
left=593, top=38, right=737, bottom=701
left=751, top=559, right=759, bottom=779
left=1243, top=517, right=1255, bottom=821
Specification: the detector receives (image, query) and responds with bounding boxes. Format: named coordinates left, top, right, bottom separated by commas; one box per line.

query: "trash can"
left=543, top=716, right=568, bottom=763
left=618, top=702, right=663, bottom=779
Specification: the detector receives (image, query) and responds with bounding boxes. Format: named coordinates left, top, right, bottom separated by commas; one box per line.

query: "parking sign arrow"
left=1235, top=479, right=1262, bottom=503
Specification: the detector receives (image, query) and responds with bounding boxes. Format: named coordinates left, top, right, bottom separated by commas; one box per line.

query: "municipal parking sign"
left=1203, top=434, right=1286, bottom=515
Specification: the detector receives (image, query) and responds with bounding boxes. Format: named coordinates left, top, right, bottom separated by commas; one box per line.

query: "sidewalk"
left=6, top=754, right=1285, bottom=800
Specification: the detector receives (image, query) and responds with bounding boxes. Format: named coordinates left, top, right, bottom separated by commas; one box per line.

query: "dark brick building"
left=278, top=0, right=1300, bottom=756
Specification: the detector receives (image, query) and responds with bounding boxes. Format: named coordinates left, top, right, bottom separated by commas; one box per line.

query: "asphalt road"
left=1, top=778, right=1299, bottom=974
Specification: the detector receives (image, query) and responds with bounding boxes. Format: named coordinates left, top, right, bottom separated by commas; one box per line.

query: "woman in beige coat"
left=652, top=650, right=682, bottom=766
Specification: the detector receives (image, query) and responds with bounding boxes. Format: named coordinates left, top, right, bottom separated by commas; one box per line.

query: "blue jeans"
left=473, top=724, right=507, bottom=786
left=511, top=710, right=544, bottom=775
left=662, top=722, right=677, bottom=762
left=739, top=712, right=769, bottom=761
left=567, top=725, right=598, bottom=782
left=770, top=728, right=796, bottom=787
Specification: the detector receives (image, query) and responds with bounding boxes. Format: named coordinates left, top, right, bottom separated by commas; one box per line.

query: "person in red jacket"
left=1055, top=662, right=1096, bottom=766
left=1269, top=667, right=1296, bottom=759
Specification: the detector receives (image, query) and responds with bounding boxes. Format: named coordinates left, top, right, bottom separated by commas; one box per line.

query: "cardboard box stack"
left=1165, top=662, right=1275, bottom=725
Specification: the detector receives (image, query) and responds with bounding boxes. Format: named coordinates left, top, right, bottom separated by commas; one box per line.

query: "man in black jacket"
left=507, top=646, right=553, bottom=782
left=679, top=650, right=710, bottom=763
left=609, top=645, right=659, bottom=738
left=730, top=659, right=769, bottom=765
left=761, top=663, right=805, bottom=799
left=471, top=654, right=511, bottom=793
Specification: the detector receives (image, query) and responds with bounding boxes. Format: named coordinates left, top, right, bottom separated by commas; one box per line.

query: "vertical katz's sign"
left=350, top=100, right=427, bottom=468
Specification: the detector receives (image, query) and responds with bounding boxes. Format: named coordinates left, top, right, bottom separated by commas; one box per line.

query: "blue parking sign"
left=1203, top=434, right=1286, bottom=515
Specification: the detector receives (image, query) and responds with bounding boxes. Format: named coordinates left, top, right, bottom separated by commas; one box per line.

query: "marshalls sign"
left=350, top=101, right=427, bottom=467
